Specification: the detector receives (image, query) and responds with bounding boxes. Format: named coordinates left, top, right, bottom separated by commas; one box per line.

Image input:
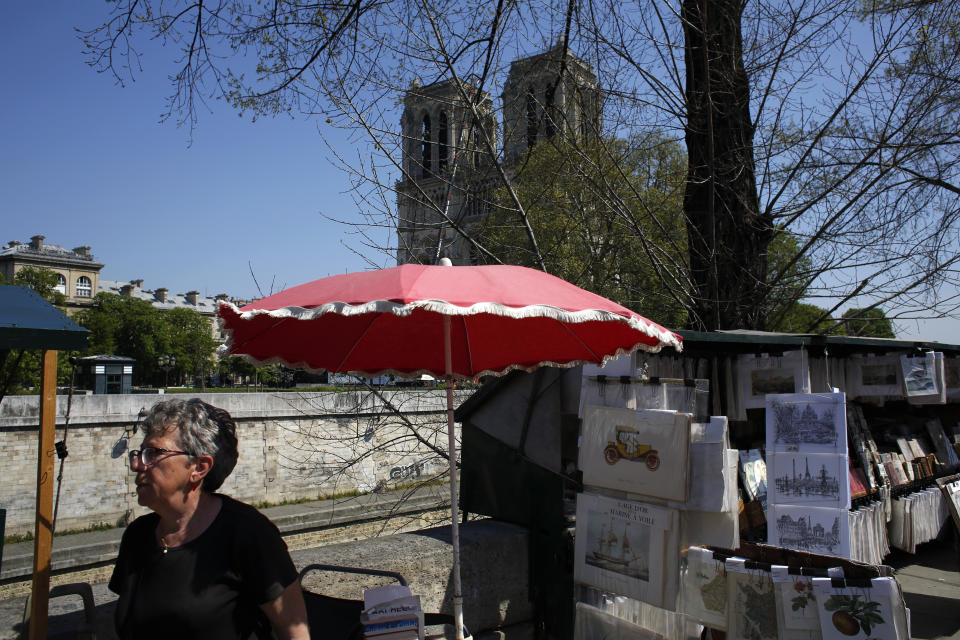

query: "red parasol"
left=218, top=263, right=682, bottom=639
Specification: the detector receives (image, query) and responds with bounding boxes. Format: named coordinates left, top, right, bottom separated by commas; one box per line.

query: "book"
left=849, top=465, right=868, bottom=499
left=363, top=618, right=421, bottom=637
left=362, top=586, right=423, bottom=640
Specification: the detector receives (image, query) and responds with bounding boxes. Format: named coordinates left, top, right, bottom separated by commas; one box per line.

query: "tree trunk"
left=683, top=0, right=773, bottom=331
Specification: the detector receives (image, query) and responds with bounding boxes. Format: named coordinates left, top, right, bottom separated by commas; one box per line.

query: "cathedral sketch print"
left=770, top=401, right=839, bottom=447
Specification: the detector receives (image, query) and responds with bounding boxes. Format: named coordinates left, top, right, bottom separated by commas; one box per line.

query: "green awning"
left=0, top=285, right=88, bottom=351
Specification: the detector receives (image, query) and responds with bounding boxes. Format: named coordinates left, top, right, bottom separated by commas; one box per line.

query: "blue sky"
left=1, top=3, right=376, bottom=303
left=1, top=4, right=956, bottom=343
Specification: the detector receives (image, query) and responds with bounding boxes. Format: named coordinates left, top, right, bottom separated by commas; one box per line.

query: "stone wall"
left=0, top=389, right=468, bottom=536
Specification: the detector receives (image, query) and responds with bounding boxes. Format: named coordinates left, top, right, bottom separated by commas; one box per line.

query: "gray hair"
left=142, top=398, right=239, bottom=492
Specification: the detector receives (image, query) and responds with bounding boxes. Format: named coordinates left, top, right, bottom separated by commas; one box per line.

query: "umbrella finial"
left=439, top=257, right=453, bottom=266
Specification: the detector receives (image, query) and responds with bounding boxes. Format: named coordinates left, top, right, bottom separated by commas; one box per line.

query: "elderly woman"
left=110, top=398, right=309, bottom=639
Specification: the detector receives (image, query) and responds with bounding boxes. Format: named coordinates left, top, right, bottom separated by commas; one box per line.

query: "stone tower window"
left=438, top=111, right=449, bottom=172
left=526, top=88, right=538, bottom=150
left=544, top=84, right=556, bottom=139
left=421, top=113, right=432, bottom=178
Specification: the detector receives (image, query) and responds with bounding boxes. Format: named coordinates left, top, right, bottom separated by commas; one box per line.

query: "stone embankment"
left=0, top=389, right=467, bottom=536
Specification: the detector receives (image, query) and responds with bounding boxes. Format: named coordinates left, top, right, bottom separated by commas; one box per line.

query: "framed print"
left=738, top=351, right=811, bottom=409
left=766, top=392, right=847, bottom=455
left=574, top=492, right=678, bottom=608
left=900, top=353, right=937, bottom=399
left=845, top=355, right=902, bottom=400
left=768, top=505, right=851, bottom=558
left=908, top=352, right=946, bottom=405
left=769, top=453, right=850, bottom=509
left=580, top=406, right=690, bottom=501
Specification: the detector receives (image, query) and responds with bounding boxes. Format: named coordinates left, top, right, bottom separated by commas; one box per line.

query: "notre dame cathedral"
left=395, top=44, right=601, bottom=266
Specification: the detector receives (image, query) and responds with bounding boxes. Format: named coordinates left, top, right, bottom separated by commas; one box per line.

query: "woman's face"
left=132, top=427, right=195, bottom=512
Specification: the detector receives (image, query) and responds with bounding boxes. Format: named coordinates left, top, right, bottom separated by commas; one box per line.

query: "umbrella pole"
left=443, top=316, right=466, bottom=640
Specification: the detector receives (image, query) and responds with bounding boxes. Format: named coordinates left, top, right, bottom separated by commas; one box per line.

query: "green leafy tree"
left=768, top=303, right=835, bottom=334
left=163, top=307, right=217, bottom=388
left=76, top=293, right=171, bottom=386
left=2, top=266, right=67, bottom=307
left=479, top=135, right=689, bottom=328
left=838, top=308, right=896, bottom=338
left=221, top=355, right=258, bottom=386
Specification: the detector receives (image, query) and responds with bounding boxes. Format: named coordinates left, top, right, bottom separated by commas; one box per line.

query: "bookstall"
left=457, top=330, right=960, bottom=640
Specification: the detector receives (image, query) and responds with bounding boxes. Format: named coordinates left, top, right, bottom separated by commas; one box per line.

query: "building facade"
left=396, top=45, right=601, bottom=266
left=1, top=235, right=236, bottom=341
left=0, top=235, right=104, bottom=310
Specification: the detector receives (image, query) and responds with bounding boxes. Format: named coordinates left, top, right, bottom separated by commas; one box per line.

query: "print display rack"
left=765, top=392, right=852, bottom=559
left=677, top=543, right=909, bottom=640
left=573, top=358, right=742, bottom=639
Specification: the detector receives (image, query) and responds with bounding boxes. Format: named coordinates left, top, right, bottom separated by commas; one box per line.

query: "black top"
left=109, top=494, right=298, bottom=640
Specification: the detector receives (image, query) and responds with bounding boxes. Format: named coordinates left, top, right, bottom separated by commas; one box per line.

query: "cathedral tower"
left=395, top=79, right=495, bottom=265
left=501, top=43, right=601, bottom=166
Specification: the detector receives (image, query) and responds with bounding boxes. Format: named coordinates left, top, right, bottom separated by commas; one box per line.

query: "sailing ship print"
left=585, top=519, right=650, bottom=581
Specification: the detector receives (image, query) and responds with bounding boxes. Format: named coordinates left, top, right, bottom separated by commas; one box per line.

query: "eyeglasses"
left=129, top=447, right=191, bottom=469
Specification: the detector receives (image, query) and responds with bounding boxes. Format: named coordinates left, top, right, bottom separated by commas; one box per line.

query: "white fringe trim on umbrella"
left=220, top=300, right=681, bottom=348
left=216, top=300, right=682, bottom=380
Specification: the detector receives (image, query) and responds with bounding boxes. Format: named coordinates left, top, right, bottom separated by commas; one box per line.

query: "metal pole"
left=443, top=316, right=465, bottom=640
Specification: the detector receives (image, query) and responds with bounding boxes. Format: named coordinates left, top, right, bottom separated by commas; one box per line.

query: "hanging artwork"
left=811, top=577, right=908, bottom=640
left=900, top=352, right=937, bottom=399
left=580, top=406, right=690, bottom=501
left=769, top=453, right=850, bottom=509
left=908, top=352, right=946, bottom=405
left=726, top=560, right=778, bottom=640
left=574, top=492, right=679, bottom=609
left=682, top=547, right=728, bottom=630
left=738, top=351, right=811, bottom=409
left=768, top=505, right=851, bottom=558
left=845, top=355, right=902, bottom=400
left=770, top=565, right=824, bottom=635
left=765, top=393, right=847, bottom=455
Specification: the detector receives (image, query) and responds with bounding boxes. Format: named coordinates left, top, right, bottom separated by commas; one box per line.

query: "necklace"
left=159, top=535, right=171, bottom=555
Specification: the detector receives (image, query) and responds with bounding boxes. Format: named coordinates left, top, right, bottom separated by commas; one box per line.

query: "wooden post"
left=29, top=349, right=57, bottom=640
